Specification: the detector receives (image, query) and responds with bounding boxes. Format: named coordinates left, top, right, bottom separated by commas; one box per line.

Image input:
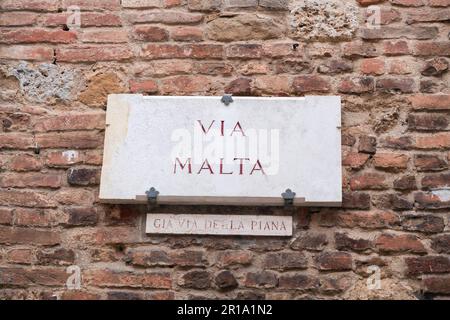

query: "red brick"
left=0, top=190, right=56, bottom=208
left=126, top=10, right=203, bottom=24
left=160, top=75, right=211, bottom=94
left=0, top=225, right=60, bottom=245
left=15, top=208, right=54, bottom=227
left=263, top=252, right=308, bottom=271
left=343, top=42, right=379, bottom=58
left=338, top=77, right=375, bottom=94
left=254, top=76, right=290, bottom=95
left=389, top=59, right=412, bottom=74
left=61, top=0, right=121, bottom=10
left=414, top=154, right=447, bottom=171
left=402, top=214, right=445, bottom=233
left=407, top=9, right=450, bottom=24
left=56, top=46, right=133, bottom=62
left=360, top=58, right=385, bottom=75
left=0, top=267, right=68, bottom=286
left=357, top=0, right=386, bottom=5
left=42, top=13, right=122, bottom=27
left=335, top=233, right=372, bottom=252
left=390, top=0, right=425, bottom=6
left=6, top=249, right=34, bottom=264
left=217, top=250, right=253, bottom=267
left=67, top=167, right=101, bottom=186
left=0, top=0, right=60, bottom=11
left=315, top=252, right=353, bottom=271
left=432, top=234, right=450, bottom=253
left=406, top=256, right=450, bottom=275
left=34, top=114, right=105, bottom=132
left=226, top=44, right=262, bottom=59
left=376, top=78, right=415, bottom=93
left=36, top=132, right=103, bottom=149
left=60, top=291, right=101, bottom=300
left=225, top=78, right=252, bottom=96
left=421, top=173, right=450, bottom=189
left=415, top=133, right=450, bottom=149
left=129, top=79, right=158, bottom=93
left=337, top=210, right=400, bottom=229
left=342, top=192, right=371, bottom=209
left=423, top=277, right=450, bottom=294
left=350, top=173, right=388, bottom=190
left=8, top=154, right=43, bottom=171
left=132, top=26, right=169, bottom=42
left=278, top=274, right=319, bottom=290
left=64, top=207, right=98, bottom=226
left=410, top=94, right=450, bottom=111
left=292, top=75, right=331, bottom=93
left=415, top=191, right=450, bottom=209
left=408, top=113, right=448, bottom=131
left=85, top=269, right=172, bottom=289
left=373, top=153, right=409, bottom=171
left=0, top=172, right=61, bottom=189
left=0, top=46, right=54, bottom=61
left=384, top=40, right=410, bottom=56
left=393, top=175, right=417, bottom=190
left=375, top=233, right=426, bottom=254
left=0, top=13, right=38, bottom=26
left=45, top=150, right=83, bottom=167
left=170, top=27, right=203, bottom=42
left=414, top=42, right=450, bottom=56
left=0, top=208, right=13, bottom=225
left=244, top=271, right=277, bottom=288
left=141, top=44, right=223, bottom=59
left=81, top=29, right=128, bottom=43
left=0, top=28, right=77, bottom=44
left=342, top=152, right=370, bottom=169
left=429, top=0, right=450, bottom=6
left=360, top=26, right=438, bottom=40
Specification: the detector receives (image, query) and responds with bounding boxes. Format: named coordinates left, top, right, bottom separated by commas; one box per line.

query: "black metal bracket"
left=221, top=94, right=233, bottom=106
left=282, top=189, right=296, bottom=208
left=145, top=187, right=159, bottom=210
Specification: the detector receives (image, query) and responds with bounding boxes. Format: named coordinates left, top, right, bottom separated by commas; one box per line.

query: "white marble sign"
left=146, top=214, right=292, bottom=236
left=99, top=95, right=342, bottom=206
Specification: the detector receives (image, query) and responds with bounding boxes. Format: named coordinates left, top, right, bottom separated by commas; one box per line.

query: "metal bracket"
left=282, top=189, right=296, bottom=207
left=145, top=187, right=159, bottom=209
left=221, top=94, right=233, bottom=106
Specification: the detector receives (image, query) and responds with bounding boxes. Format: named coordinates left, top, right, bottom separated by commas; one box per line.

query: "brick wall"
left=0, top=0, right=450, bottom=300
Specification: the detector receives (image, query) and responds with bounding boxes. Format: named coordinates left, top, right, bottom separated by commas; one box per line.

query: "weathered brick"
left=36, top=132, right=103, bottom=149
left=431, top=234, right=450, bottom=253
left=15, top=208, right=54, bottom=227
left=42, top=12, right=122, bottom=27
left=34, top=114, right=105, bottom=132
left=421, top=173, right=450, bottom=189
left=244, top=271, right=277, bottom=288
left=393, top=175, right=417, bottom=190
left=263, top=252, right=307, bottom=271
left=8, top=154, right=43, bottom=171
left=225, top=78, right=252, bottom=96
left=375, top=233, right=426, bottom=254
left=129, top=79, right=158, bottom=93
left=217, top=250, right=253, bottom=268
left=132, top=26, right=169, bottom=42
left=179, top=270, right=210, bottom=289
left=57, top=46, right=133, bottom=62
left=0, top=208, right=13, bottom=225
left=126, top=11, right=203, bottom=24
left=160, top=75, right=211, bottom=94
left=0, top=13, right=38, bottom=26
left=170, top=27, right=203, bottom=42
left=6, top=249, right=34, bottom=264
left=226, top=44, right=262, bottom=59
left=62, top=0, right=121, bottom=10
left=350, top=173, right=388, bottom=190
left=335, top=233, right=372, bottom=252
left=384, top=40, right=410, bottom=56
left=360, top=26, right=438, bottom=40
left=410, top=95, right=450, bottom=111
left=337, top=210, right=400, bottom=229
left=315, top=252, right=353, bottom=271
left=415, top=191, right=450, bottom=209
left=81, top=29, right=128, bottom=43
left=254, top=76, right=290, bottom=95
left=85, top=269, right=172, bottom=289
left=37, top=248, right=75, bottom=266
left=408, top=113, right=448, bottom=131
left=359, top=136, right=377, bottom=154
left=0, top=267, right=68, bottom=287
left=64, top=207, right=98, bottom=226
left=290, top=233, right=328, bottom=251
left=0, top=0, right=60, bottom=11
left=414, top=42, right=450, bottom=56
left=423, top=276, right=450, bottom=294
left=360, top=58, right=385, bottom=75
left=402, top=214, right=445, bottom=233
left=373, top=153, right=409, bottom=171
left=376, top=78, right=415, bottom=93
left=278, top=274, right=319, bottom=290
left=415, top=133, right=450, bottom=149
left=214, top=270, right=238, bottom=290
left=0, top=190, right=56, bottom=208
left=338, top=77, right=375, bottom=94
left=0, top=28, right=77, bottom=44
left=414, top=154, right=447, bottom=171
left=292, top=75, right=331, bottom=93
left=342, top=192, right=371, bottom=209
left=406, top=256, right=450, bottom=275
left=342, top=152, right=370, bottom=169
left=67, top=168, right=101, bottom=186
left=0, top=226, right=60, bottom=245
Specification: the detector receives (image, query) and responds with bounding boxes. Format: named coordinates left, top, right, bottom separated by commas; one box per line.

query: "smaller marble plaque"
left=146, top=214, right=292, bottom=236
